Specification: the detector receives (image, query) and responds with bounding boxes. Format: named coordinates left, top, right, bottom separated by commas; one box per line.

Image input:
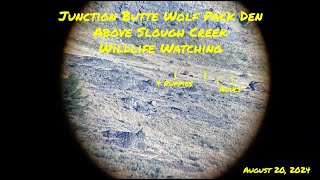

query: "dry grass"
left=63, top=1, right=270, bottom=179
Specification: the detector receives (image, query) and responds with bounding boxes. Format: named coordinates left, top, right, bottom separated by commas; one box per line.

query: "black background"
left=19, top=1, right=318, bottom=179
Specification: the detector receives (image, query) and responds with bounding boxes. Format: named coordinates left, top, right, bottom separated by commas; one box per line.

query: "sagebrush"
left=64, top=72, right=89, bottom=116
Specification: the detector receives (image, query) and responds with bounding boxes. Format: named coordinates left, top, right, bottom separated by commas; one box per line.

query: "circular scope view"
left=62, top=1, right=270, bottom=179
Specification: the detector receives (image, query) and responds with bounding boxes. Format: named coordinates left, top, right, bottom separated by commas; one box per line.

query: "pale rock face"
left=63, top=1, right=270, bottom=179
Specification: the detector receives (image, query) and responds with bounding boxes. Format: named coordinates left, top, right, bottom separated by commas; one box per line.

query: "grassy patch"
left=63, top=72, right=89, bottom=116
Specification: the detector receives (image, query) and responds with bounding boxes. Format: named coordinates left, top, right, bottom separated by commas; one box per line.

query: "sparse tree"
left=63, top=72, right=89, bottom=116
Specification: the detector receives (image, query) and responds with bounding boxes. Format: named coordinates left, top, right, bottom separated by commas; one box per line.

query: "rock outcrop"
left=102, top=128, right=146, bottom=150
left=248, top=81, right=266, bottom=92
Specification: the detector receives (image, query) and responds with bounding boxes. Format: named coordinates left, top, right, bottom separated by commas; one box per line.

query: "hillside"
left=63, top=1, right=269, bottom=179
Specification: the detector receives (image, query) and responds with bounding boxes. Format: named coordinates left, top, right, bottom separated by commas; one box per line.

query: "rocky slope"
left=63, top=1, right=269, bottom=179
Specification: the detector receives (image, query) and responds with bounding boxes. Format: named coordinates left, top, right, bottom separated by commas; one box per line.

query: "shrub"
left=146, top=167, right=162, bottom=178
left=188, top=153, right=199, bottom=161
left=63, top=72, right=89, bottom=116
left=182, top=70, right=189, bottom=75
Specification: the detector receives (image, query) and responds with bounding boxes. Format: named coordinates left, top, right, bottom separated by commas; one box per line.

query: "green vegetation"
left=64, top=72, right=89, bottom=116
